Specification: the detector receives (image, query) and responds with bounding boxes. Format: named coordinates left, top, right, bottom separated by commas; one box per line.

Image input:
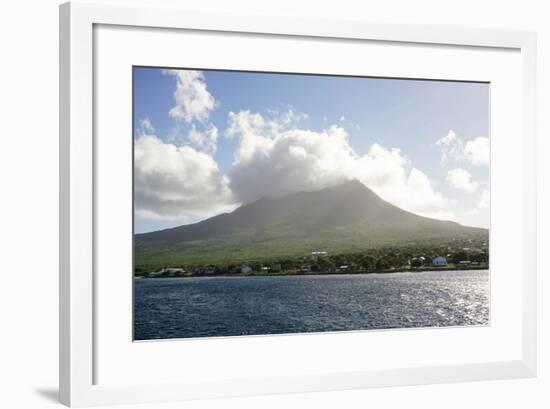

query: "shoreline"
left=136, top=265, right=489, bottom=279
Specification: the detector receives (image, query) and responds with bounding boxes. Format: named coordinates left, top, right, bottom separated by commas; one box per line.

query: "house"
left=457, top=260, right=472, bottom=269
left=165, top=267, right=185, bottom=273
left=241, top=265, right=252, bottom=274
left=165, top=267, right=186, bottom=276
left=311, top=251, right=328, bottom=257
left=339, top=265, right=350, bottom=272
left=147, top=267, right=186, bottom=278
left=432, top=256, right=447, bottom=266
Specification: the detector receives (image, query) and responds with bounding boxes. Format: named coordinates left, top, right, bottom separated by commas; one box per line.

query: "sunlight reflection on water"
left=134, top=269, right=489, bottom=340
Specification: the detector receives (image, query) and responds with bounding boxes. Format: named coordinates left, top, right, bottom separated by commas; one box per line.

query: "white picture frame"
left=59, top=1, right=537, bottom=407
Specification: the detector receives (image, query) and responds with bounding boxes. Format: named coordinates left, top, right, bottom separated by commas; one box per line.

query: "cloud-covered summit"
left=133, top=68, right=490, bottom=231
left=226, top=110, right=449, bottom=219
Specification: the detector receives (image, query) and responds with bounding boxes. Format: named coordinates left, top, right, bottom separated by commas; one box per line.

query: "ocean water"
left=133, top=270, right=489, bottom=340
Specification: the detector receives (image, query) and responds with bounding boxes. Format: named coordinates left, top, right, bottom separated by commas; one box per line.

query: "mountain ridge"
left=136, top=179, right=476, bottom=240
left=134, top=180, right=487, bottom=267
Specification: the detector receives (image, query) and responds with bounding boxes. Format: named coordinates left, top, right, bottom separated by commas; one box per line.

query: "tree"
left=375, top=258, right=391, bottom=271
left=318, top=257, right=335, bottom=272
left=451, top=251, right=469, bottom=263
left=270, top=263, right=282, bottom=272
left=470, top=251, right=488, bottom=263
left=360, top=255, right=375, bottom=271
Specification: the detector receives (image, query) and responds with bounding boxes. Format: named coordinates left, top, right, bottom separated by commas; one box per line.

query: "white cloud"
left=135, top=113, right=483, bottom=224
left=478, top=188, right=490, bottom=209
left=161, top=70, right=221, bottom=155
left=435, top=130, right=463, bottom=163
left=139, top=118, right=155, bottom=135
left=164, top=70, right=216, bottom=123
left=188, top=124, right=219, bottom=155
left=134, top=134, right=234, bottom=221
left=435, top=130, right=489, bottom=167
left=446, top=168, right=480, bottom=193
left=435, top=130, right=457, bottom=146
left=225, top=109, right=307, bottom=162
left=278, top=108, right=308, bottom=124
left=227, top=110, right=451, bottom=220
left=464, top=136, right=490, bottom=167
left=353, top=145, right=450, bottom=218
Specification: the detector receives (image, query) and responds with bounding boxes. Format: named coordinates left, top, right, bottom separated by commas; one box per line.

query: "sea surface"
left=133, top=270, right=489, bottom=340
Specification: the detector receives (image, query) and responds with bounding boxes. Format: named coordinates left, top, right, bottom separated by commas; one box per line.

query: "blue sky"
left=134, top=67, right=489, bottom=233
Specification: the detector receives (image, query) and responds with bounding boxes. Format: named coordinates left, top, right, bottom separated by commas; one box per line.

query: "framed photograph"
left=59, top=1, right=537, bottom=406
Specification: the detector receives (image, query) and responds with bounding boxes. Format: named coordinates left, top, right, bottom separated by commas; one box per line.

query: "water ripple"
left=134, top=270, right=489, bottom=340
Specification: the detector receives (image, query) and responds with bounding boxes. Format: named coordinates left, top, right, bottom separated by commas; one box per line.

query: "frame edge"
left=59, top=1, right=71, bottom=406
left=60, top=1, right=539, bottom=406
left=520, top=31, right=538, bottom=377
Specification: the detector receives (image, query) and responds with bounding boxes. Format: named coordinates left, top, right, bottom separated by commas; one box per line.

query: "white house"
left=165, top=267, right=185, bottom=274
left=241, top=265, right=252, bottom=274
left=432, top=256, right=447, bottom=266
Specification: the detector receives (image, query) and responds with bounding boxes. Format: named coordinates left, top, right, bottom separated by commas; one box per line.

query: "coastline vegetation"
left=134, top=236, right=488, bottom=278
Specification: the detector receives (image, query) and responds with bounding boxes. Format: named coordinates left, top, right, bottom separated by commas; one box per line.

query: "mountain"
left=135, top=180, right=487, bottom=267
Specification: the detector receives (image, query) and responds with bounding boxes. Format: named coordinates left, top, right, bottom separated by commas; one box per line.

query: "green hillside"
left=134, top=180, right=488, bottom=271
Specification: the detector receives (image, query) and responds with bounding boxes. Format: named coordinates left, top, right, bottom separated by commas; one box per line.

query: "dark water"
left=133, top=270, right=489, bottom=340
